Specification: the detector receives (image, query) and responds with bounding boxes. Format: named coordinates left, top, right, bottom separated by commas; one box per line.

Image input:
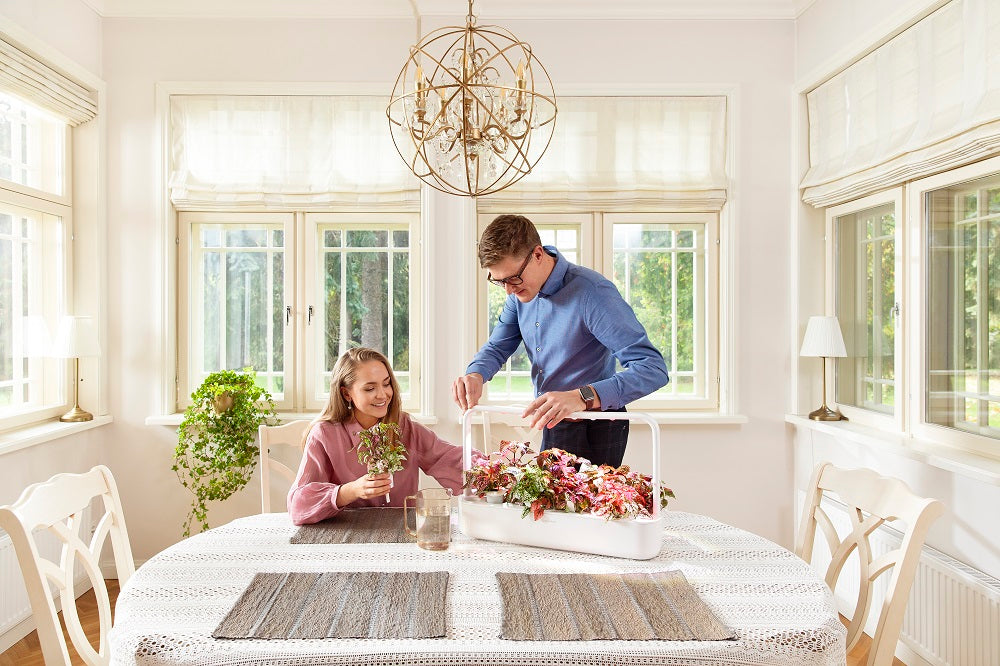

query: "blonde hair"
left=303, top=348, right=403, bottom=445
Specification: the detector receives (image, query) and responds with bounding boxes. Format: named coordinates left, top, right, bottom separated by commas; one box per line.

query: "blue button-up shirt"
left=467, top=246, right=669, bottom=409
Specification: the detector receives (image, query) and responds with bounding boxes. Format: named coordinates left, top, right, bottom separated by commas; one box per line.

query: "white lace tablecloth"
left=110, top=511, right=846, bottom=666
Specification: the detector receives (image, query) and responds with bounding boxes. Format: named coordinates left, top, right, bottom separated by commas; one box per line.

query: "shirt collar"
left=538, top=245, right=568, bottom=297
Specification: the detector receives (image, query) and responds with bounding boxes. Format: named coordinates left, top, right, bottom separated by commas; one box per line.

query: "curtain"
left=169, top=95, right=420, bottom=210
left=484, top=96, right=728, bottom=210
left=801, top=0, right=1000, bottom=207
left=0, top=35, right=97, bottom=126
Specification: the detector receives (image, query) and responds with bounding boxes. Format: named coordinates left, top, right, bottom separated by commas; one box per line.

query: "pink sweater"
left=287, top=412, right=466, bottom=525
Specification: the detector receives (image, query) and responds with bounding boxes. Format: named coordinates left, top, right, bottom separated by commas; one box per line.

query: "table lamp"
left=52, top=315, right=100, bottom=422
left=799, top=315, right=847, bottom=421
left=20, top=315, right=52, bottom=358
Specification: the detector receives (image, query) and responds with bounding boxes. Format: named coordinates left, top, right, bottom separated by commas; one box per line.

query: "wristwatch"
left=578, top=385, right=597, bottom=411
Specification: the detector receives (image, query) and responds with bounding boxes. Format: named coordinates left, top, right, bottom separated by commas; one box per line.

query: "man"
left=452, top=214, right=668, bottom=468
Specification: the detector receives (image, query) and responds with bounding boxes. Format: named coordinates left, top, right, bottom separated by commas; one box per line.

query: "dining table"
left=109, top=510, right=846, bottom=666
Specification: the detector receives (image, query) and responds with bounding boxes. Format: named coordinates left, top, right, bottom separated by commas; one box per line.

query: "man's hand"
left=452, top=373, right=484, bottom=411
left=522, top=390, right=587, bottom=430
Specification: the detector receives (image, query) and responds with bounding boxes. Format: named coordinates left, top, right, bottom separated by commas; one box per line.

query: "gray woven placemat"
left=290, top=508, right=410, bottom=544
left=213, top=571, right=449, bottom=639
left=496, top=571, right=736, bottom=641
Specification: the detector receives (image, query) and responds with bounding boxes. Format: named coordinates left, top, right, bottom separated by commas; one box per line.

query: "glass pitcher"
left=404, top=487, right=453, bottom=551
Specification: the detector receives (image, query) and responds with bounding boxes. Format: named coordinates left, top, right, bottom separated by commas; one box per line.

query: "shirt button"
left=535, top=322, right=539, bottom=327
left=535, top=347, right=541, bottom=352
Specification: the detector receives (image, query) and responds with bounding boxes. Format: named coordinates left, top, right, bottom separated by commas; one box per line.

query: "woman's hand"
left=339, top=472, right=392, bottom=505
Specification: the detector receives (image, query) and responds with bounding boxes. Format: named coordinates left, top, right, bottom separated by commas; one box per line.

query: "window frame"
left=177, top=209, right=422, bottom=415
left=825, top=188, right=905, bottom=431
left=303, top=211, right=421, bottom=413
left=0, top=113, right=74, bottom=431
left=907, top=155, right=1000, bottom=457
left=177, top=211, right=296, bottom=411
left=473, top=210, right=720, bottom=412
left=603, top=212, right=719, bottom=411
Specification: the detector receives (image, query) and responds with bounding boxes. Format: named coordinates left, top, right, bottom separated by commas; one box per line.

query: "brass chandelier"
left=387, top=0, right=558, bottom=197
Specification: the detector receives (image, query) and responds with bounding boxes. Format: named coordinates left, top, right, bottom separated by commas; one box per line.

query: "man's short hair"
left=477, top=214, right=541, bottom=268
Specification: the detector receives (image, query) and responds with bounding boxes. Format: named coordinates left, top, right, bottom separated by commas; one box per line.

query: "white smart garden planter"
left=459, top=405, right=665, bottom=560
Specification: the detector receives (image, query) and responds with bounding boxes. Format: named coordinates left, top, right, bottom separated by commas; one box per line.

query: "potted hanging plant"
left=173, top=368, right=278, bottom=536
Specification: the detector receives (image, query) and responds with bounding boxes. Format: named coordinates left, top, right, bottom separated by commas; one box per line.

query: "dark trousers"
left=540, top=408, right=629, bottom=468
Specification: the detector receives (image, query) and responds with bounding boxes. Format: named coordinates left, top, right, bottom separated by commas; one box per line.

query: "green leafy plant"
left=353, top=422, right=407, bottom=502
left=173, top=369, right=277, bottom=536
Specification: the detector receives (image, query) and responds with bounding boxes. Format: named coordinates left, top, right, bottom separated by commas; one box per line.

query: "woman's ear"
left=339, top=387, right=351, bottom=404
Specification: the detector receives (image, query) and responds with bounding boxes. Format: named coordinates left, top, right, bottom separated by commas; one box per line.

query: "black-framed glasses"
left=487, top=250, right=534, bottom=287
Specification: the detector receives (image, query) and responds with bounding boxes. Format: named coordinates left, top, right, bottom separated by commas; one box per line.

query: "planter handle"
left=460, top=405, right=663, bottom=519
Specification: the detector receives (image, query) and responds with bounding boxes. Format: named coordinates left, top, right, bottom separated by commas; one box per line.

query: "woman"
left=288, top=347, right=466, bottom=525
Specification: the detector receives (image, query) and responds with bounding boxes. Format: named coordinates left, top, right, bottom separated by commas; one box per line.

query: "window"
left=0, top=91, right=72, bottom=429
left=828, top=191, right=902, bottom=427
left=476, top=211, right=719, bottom=410
left=921, top=169, right=1000, bottom=445
left=178, top=211, right=420, bottom=413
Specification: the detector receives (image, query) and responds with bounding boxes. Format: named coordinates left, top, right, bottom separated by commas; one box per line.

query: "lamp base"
left=808, top=404, right=847, bottom=421
left=60, top=405, right=94, bottom=422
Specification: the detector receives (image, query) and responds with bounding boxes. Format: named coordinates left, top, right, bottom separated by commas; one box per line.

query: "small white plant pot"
left=484, top=490, right=505, bottom=504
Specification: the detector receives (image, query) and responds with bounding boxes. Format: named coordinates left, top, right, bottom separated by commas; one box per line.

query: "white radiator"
left=811, top=498, right=1000, bottom=666
left=0, top=504, right=96, bottom=653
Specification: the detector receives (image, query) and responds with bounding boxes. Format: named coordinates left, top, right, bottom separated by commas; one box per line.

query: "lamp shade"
left=799, top=315, right=847, bottom=358
left=52, top=316, right=100, bottom=358
left=19, top=315, right=52, bottom=357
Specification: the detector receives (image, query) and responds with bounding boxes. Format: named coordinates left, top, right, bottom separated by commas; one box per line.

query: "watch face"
left=580, top=386, right=595, bottom=401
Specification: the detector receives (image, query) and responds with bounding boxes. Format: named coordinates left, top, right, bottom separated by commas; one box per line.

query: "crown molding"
left=87, top=0, right=803, bottom=21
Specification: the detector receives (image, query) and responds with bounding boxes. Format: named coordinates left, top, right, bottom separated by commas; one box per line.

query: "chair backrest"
left=481, top=407, right=543, bottom=455
left=795, top=462, right=944, bottom=666
left=0, top=465, right=134, bottom=666
left=259, top=420, right=311, bottom=512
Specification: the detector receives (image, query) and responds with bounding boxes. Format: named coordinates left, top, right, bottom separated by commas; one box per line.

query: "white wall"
left=0, top=0, right=101, bottom=75
left=0, top=7, right=795, bottom=563
left=791, top=0, right=1000, bottom=582
left=98, top=15, right=796, bottom=562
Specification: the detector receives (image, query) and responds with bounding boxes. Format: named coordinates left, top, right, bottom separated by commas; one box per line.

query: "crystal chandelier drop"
left=387, top=0, right=558, bottom=197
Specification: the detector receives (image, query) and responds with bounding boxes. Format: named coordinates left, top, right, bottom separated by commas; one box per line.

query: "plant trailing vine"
left=173, top=368, right=277, bottom=536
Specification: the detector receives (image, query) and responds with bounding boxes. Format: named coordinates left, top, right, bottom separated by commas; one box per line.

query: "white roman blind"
left=0, top=35, right=96, bottom=126
left=485, top=96, right=728, bottom=210
left=169, top=95, right=419, bottom=210
left=801, top=0, right=1000, bottom=207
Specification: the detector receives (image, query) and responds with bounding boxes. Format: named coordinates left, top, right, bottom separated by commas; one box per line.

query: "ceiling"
left=82, top=0, right=817, bottom=20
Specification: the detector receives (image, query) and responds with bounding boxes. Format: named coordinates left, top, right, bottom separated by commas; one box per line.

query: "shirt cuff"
left=590, top=380, right=620, bottom=410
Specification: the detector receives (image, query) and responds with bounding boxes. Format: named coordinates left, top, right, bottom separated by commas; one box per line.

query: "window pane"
left=0, top=92, right=66, bottom=196
left=191, top=222, right=285, bottom=398
left=925, top=172, right=1000, bottom=440
left=835, top=202, right=895, bottom=414
left=0, top=204, right=63, bottom=418
left=613, top=222, right=703, bottom=399
left=316, top=223, right=412, bottom=402
left=485, top=224, right=579, bottom=401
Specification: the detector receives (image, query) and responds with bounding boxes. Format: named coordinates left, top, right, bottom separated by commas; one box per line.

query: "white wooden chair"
left=795, top=462, right=944, bottom=666
left=258, top=420, right=311, bottom=512
left=0, top=465, right=134, bottom=666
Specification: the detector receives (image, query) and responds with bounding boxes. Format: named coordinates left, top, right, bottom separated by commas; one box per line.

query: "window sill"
left=145, top=413, right=440, bottom=427
left=0, top=415, right=114, bottom=457
left=785, top=413, right=1000, bottom=486
left=461, top=411, right=748, bottom=426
